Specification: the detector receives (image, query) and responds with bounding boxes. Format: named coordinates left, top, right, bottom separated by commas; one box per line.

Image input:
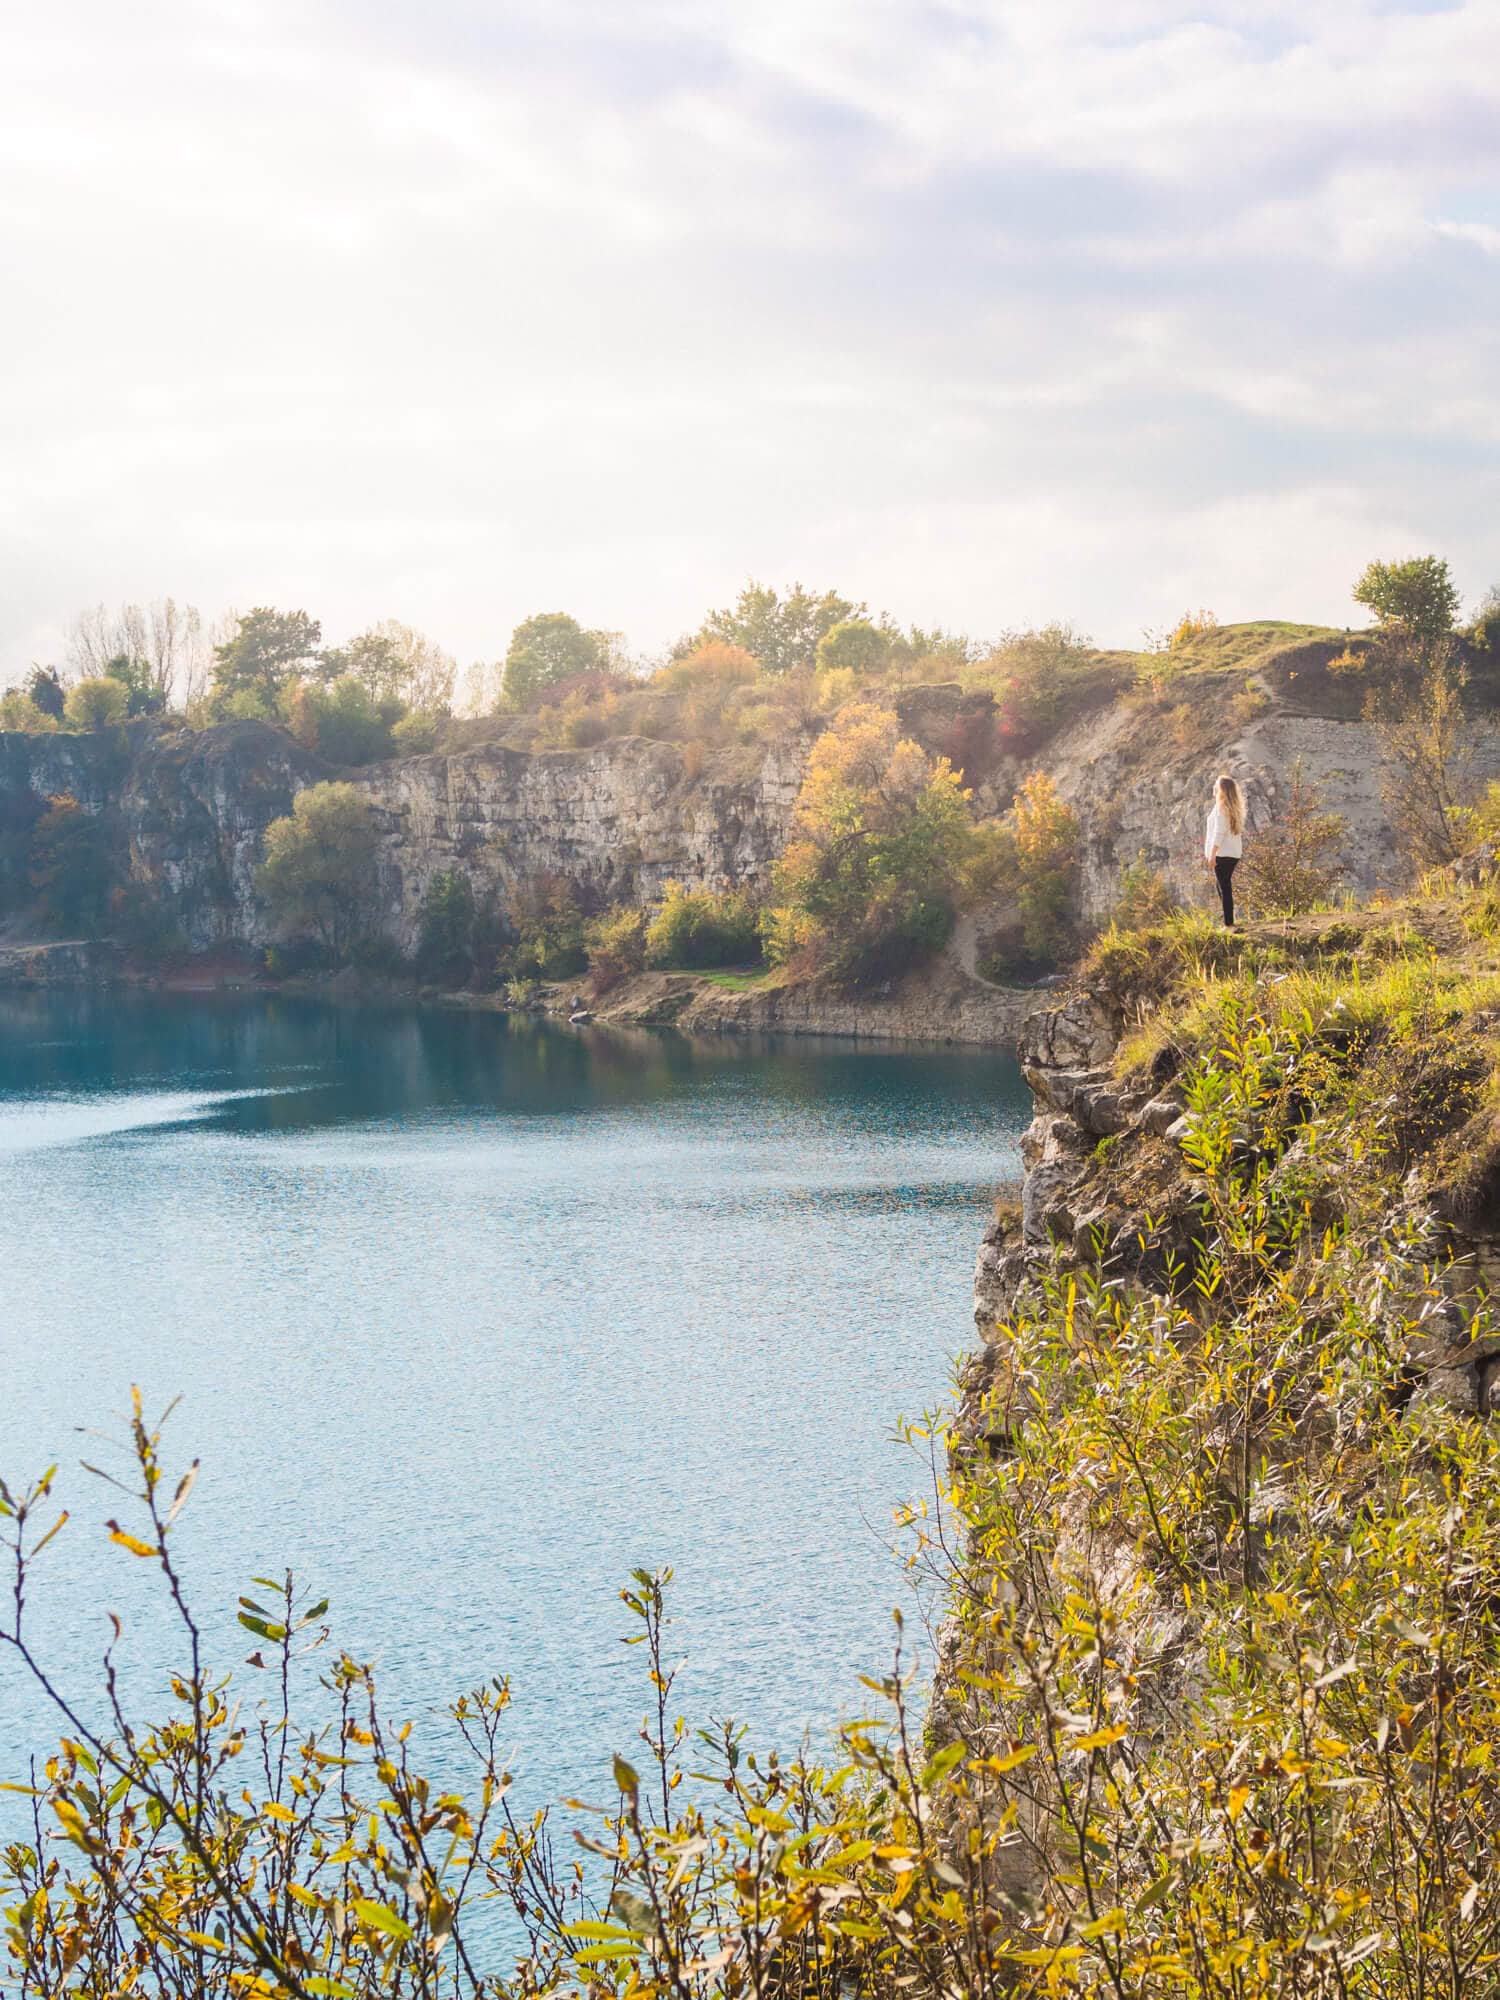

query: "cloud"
left=1, top=0, right=1498, bottom=684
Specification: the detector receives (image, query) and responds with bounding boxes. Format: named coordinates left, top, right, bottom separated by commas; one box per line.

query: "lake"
left=0, top=990, right=1027, bottom=1842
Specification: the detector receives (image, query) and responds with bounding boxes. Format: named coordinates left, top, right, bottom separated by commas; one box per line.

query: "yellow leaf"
left=106, top=1521, right=156, bottom=1559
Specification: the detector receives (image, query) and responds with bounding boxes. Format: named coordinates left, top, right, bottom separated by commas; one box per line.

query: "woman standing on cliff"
left=1204, top=774, right=1245, bottom=926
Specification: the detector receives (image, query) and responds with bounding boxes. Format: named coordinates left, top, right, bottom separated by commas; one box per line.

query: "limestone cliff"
left=0, top=721, right=804, bottom=951
left=4, top=642, right=1498, bottom=960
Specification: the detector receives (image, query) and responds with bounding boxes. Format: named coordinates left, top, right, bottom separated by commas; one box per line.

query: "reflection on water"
left=0, top=989, right=1028, bottom=1874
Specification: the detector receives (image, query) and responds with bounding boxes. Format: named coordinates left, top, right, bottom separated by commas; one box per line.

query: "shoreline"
left=1, top=938, right=1041, bottom=1049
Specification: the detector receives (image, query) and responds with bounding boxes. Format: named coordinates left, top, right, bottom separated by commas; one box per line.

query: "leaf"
left=165, top=1461, right=199, bottom=1527
left=920, top=1741, right=966, bottom=1788
left=305, top=1981, right=357, bottom=1997
left=1079, top=1908, right=1125, bottom=1940
left=1071, top=1724, right=1127, bottom=1753
left=31, top=1511, right=69, bottom=1558
left=612, top=1754, right=640, bottom=1798
left=987, top=1744, right=1037, bottom=1774
left=353, top=1898, right=413, bottom=1942
left=105, top=1520, right=156, bottom=1559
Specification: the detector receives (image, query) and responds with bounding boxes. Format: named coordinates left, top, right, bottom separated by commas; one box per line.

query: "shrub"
left=63, top=676, right=129, bottom=729
left=1111, top=852, right=1180, bottom=928
left=1240, top=758, right=1346, bottom=916
left=1471, top=585, right=1500, bottom=654
left=1169, top=606, right=1219, bottom=648
left=500, top=873, right=587, bottom=981
left=643, top=882, right=762, bottom=969
left=283, top=675, right=404, bottom=765
left=390, top=709, right=441, bottom=756
left=585, top=905, right=649, bottom=993
left=0, top=689, right=59, bottom=732
left=256, top=781, right=381, bottom=963
left=415, top=869, right=478, bottom=984
left=968, top=623, right=1115, bottom=754
left=26, top=793, right=111, bottom=933
left=1364, top=641, right=1484, bottom=870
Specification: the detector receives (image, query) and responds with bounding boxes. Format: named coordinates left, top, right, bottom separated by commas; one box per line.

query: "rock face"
left=0, top=722, right=805, bottom=951
left=1038, top=700, right=1500, bottom=919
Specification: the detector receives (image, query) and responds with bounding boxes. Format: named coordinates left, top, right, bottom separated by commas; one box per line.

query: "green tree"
left=695, top=581, right=860, bottom=677
left=256, top=782, right=380, bottom=962
left=415, top=869, right=477, bottom=984
left=1352, top=554, right=1460, bottom=658
left=25, top=665, right=66, bottom=719
left=101, top=651, right=167, bottom=717
left=501, top=873, right=588, bottom=979
left=211, top=608, right=323, bottom=716
left=318, top=620, right=457, bottom=712
left=816, top=618, right=892, bottom=676
left=1470, top=585, right=1500, bottom=654
left=284, top=676, right=403, bottom=766
left=501, top=613, right=604, bottom=709
left=27, top=793, right=111, bottom=932
left=766, top=701, right=973, bottom=984
left=63, top=676, right=129, bottom=729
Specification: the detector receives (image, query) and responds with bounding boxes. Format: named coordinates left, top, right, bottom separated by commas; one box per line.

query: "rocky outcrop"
left=1039, top=699, right=1500, bottom=920
left=577, top=952, right=1035, bottom=1046
left=0, top=939, right=123, bottom=987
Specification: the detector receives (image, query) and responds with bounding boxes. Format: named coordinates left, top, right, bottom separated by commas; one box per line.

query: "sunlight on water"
left=0, top=989, right=1028, bottom=1868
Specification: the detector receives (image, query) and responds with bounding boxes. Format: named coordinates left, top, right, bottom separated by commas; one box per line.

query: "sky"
left=2, top=0, right=1499, bottom=682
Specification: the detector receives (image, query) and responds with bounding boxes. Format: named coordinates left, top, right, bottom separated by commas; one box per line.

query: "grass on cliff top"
left=1081, top=889, right=1500, bottom=1070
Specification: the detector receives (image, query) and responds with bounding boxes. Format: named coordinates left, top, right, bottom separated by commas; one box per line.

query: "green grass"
left=696, top=966, right=772, bottom=990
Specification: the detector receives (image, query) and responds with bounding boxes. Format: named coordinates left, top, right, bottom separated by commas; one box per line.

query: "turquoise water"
left=0, top=991, right=1027, bottom=1839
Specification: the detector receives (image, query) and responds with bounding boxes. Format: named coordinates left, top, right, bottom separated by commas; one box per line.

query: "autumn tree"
left=766, top=701, right=973, bottom=984
left=256, top=782, right=380, bottom=962
left=1240, top=759, right=1346, bottom=916
left=317, top=620, right=456, bottom=713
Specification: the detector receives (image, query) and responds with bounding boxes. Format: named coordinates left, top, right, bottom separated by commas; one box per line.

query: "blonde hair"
left=1216, top=774, right=1244, bottom=836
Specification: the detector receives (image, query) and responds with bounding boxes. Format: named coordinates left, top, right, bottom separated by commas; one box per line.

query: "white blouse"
left=1205, top=803, right=1242, bottom=862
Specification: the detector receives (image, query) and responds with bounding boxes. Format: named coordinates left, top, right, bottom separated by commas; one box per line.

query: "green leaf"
left=353, top=1898, right=413, bottom=1942
left=920, top=1741, right=966, bottom=1788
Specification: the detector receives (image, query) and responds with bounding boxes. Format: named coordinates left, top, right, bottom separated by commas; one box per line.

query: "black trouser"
left=1215, top=855, right=1238, bottom=927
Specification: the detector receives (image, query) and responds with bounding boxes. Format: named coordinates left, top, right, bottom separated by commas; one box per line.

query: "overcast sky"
left=3, top=0, right=1498, bottom=681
